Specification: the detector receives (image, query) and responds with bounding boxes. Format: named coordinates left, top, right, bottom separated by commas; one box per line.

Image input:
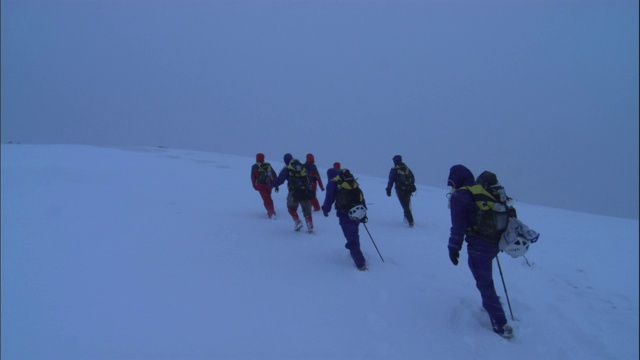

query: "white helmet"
left=348, top=205, right=367, bottom=220
left=502, top=236, right=530, bottom=258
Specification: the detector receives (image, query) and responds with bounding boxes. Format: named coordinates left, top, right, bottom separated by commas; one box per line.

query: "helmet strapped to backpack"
left=348, top=205, right=367, bottom=220
left=499, top=216, right=540, bottom=258
left=501, top=236, right=531, bottom=258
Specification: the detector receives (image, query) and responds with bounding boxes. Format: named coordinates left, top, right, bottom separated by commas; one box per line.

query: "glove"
left=386, top=188, right=392, bottom=197
left=360, top=216, right=368, bottom=224
left=449, top=250, right=459, bottom=266
left=323, top=211, right=329, bottom=217
left=253, top=186, right=258, bottom=190
left=320, top=186, right=325, bottom=191
left=275, top=187, right=279, bottom=193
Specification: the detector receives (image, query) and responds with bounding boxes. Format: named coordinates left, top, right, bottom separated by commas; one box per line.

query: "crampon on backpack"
left=395, top=163, right=416, bottom=193
left=255, top=162, right=274, bottom=185
left=287, top=159, right=314, bottom=201
left=332, top=169, right=364, bottom=213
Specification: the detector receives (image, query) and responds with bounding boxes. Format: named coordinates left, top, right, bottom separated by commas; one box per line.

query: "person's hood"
left=283, top=153, right=293, bottom=165
left=333, top=162, right=341, bottom=169
left=393, top=155, right=402, bottom=165
left=256, top=153, right=265, bottom=163
left=306, top=153, right=315, bottom=163
left=448, top=164, right=475, bottom=189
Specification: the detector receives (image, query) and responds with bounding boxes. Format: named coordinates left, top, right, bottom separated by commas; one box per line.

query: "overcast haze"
left=1, top=0, right=638, bottom=219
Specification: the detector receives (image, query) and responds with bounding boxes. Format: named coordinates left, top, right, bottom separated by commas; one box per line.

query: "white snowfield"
left=2, top=144, right=638, bottom=360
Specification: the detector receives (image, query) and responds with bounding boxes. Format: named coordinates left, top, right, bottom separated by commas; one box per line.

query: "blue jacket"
left=447, top=164, right=485, bottom=252
left=386, top=162, right=415, bottom=191
left=270, top=166, right=291, bottom=188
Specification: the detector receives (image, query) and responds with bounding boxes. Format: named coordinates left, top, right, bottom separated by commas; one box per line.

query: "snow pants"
left=310, top=195, right=321, bottom=212
left=395, top=189, right=414, bottom=224
left=287, top=191, right=312, bottom=225
left=466, top=238, right=507, bottom=331
left=338, top=212, right=366, bottom=268
left=255, top=185, right=276, bottom=218
left=309, top=182, right=323, bottom=211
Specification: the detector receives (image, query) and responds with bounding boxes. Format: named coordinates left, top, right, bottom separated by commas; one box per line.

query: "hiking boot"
left=305, top=217, right=314, bottom=233
left=494, top=324, right=513, bottom=339
left=294, top=221, right=303, bottom=231
left=409, top=222, right=415, bottom=228
left=357, top=265, right=368, bottom=271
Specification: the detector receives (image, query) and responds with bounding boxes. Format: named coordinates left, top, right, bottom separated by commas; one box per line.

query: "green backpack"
left=460, top=184, right=512, bottom=244
left=255, top=162, right=273, bottom=185
left=287, top=159, right=314, bottom=200
left=333, top=169, right=364, bottom=212
left=395, top=163, right=416, bottom=193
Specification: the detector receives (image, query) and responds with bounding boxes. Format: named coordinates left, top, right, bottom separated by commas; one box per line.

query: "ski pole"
left=496, top=254, right=514, bottom=321
left=362, top=223, right=384, bottom=263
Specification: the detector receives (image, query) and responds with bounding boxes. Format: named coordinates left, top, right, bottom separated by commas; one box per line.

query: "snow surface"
left=2, top=144, right=638, bottom=360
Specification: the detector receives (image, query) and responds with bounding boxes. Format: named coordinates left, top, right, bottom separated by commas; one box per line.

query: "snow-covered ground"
left=2, top=144, right=638, bottom=359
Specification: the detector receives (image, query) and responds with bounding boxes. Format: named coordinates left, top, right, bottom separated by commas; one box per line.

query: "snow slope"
left=2, top=144, right=638, bottom=359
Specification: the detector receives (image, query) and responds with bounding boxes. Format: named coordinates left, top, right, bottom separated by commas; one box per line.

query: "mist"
left=2, top=0, right=638, bottom=219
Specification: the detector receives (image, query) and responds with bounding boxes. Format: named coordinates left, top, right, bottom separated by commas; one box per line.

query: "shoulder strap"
left=338, top=179, right=358, bottom=190
left=460, top=185, right=498, bottom=211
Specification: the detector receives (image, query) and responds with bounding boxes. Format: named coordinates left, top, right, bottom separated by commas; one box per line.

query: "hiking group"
left=251, top=152, right=539, bottom=339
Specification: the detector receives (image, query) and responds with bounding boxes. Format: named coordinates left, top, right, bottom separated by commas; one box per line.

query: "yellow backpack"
left=460, top=184, right=512, bottom=243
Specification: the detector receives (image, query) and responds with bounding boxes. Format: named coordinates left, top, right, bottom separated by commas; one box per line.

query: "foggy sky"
left=2, top=0, right=638, bottom=219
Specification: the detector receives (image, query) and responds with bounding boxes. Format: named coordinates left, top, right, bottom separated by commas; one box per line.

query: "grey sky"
left=2, top=0, right=638, bottom=219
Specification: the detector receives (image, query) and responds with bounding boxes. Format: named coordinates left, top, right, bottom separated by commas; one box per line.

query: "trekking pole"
left=496, top=254, right=514, bottom=321
left=362, top=223, right=384, bottom=263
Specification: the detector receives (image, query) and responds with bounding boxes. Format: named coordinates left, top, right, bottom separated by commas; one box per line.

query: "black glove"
left=360, top=216, right=368, bottom=224
left=449, top=250, right=459, bottom=266
left=323, top=211, right=329, bottom=217
left=275, top=187, right=279, bottom=193
left=386, top=188, right=392, bottom=197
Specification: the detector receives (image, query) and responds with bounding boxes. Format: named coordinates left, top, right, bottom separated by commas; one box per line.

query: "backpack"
left=287, top=159, right=315, bottom=201
left=395, top=163, right=416, bottom=193
left=475, top=171, right=517, bottom=217
left=460, top=171, right=516, bottom=244
left=303, top=162, right=320, bottom=185
left=475, top=171, right=540, bottom=257
left=333, top=169, right=364, bottom=212
left=255, top=162, right=273, bottom=185
left=499, top=217, right=540, bottom=258
left=460, top=184, right=510, bottom=243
